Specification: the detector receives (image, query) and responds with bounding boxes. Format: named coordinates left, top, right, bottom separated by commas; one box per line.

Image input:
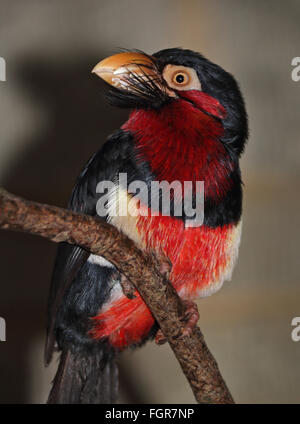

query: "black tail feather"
left=47, top=347, right=118, bottom=404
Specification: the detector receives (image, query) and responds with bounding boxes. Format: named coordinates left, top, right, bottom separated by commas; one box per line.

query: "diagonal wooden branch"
left=0, top=188, right=234, bottom=404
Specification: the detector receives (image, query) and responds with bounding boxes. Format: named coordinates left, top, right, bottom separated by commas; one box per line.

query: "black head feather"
left=106, top=48, right=248, bottom=156
left=153, top=48, right=248, bottom=157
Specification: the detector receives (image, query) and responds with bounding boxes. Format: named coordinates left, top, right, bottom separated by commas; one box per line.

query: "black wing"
left=45, top=129, right=134, bottom=365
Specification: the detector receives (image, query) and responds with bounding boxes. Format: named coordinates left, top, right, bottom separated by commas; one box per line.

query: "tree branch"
left=0, top=188, right=234, bottom=404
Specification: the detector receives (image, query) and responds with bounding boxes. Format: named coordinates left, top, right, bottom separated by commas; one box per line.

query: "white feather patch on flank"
left=199, top=220, right=243, bottom=298
left=100, top=282, right=124, bottom=313
left=179, top=220, right=243, bottom=299
left=193, top=278, right=224, bottom=298
left=106, top=184, right=144, bottom=248
left=87, top=254, right=114, bottom=268
left=224, top=220, right=243, bottom=279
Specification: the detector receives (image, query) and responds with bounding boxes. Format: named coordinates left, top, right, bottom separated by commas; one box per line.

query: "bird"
left=45, top=48, right=248, bottom=404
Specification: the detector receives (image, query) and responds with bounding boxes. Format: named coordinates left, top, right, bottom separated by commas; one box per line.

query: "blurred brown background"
left=0, top=0, right=299, bottom=404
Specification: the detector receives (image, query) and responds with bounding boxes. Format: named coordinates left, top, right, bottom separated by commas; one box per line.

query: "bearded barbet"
left=45, top=48, right=248, bottom=404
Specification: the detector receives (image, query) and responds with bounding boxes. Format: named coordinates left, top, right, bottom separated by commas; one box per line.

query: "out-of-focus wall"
left=0, top=0, right=299, bottom=403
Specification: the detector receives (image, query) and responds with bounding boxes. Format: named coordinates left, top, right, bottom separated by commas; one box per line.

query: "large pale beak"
left=92, top=51, right=156, bottom=89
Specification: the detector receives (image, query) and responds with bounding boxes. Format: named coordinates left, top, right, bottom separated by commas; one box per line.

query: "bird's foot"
left=155, top=300, right=199, bottom=345
left=120, top=274, right=137, bottom=299
left=111, top=271, right=137, bottom=300
left=179, top=300, right=200, bottom=337
left=151, top=250, right=172, bottom=279
left=155, top=329, right=168, bottom=345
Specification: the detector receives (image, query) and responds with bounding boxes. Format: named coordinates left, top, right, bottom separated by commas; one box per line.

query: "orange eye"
left=163, top=64, right=201, bottom=91
left=172, top=71, right=190, bottom=86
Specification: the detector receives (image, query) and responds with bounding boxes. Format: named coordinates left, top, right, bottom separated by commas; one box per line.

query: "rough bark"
left=0, top=188, right=234, bottom=404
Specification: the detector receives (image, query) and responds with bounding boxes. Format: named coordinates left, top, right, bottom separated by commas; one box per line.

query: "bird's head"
left=92, top=48, right=248, bottom=156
